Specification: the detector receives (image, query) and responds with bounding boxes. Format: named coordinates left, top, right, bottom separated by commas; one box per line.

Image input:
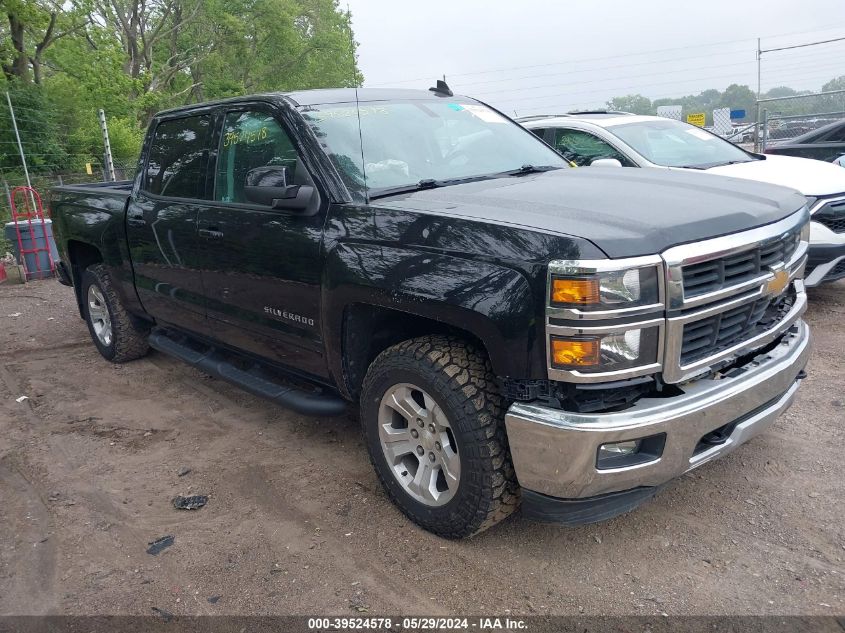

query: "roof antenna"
left=429, top=77, right=453, bottom=97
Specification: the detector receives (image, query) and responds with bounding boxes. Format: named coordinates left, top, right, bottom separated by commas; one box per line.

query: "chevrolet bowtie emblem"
left=766, top=269, right=790, bottom=296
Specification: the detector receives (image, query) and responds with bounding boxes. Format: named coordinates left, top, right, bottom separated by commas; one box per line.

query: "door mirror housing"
left=590, top=158, right=623, bottom=168
left=243, top=166, right=316, bottom=211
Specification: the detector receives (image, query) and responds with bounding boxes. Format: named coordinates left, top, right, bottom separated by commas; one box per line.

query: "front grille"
left=680, top=288, right=796, bottom=365
left=681, top=230, right=801, bottom=299
left=814, top=198, right=845, bottom=234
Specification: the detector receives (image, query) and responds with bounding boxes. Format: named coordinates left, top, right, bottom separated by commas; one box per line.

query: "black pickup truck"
left=50, top=88, right=811, bottom=538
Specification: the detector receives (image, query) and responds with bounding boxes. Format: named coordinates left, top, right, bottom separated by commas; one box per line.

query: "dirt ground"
left=0, top=279, right=843, bottom=617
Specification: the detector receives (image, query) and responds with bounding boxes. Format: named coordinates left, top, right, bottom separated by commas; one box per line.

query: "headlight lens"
left=800, top=219, right=810, bottom=242
left=550, top=325, right=660, bottom=372
left=550, top=265, right=660, bottom=310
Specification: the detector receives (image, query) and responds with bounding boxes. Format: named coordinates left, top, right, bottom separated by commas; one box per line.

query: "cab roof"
left=157, top=88, right=468, bottom=116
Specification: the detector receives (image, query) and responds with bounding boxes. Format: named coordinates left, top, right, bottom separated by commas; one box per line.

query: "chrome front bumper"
left=505, top=319, right=811, bottom=500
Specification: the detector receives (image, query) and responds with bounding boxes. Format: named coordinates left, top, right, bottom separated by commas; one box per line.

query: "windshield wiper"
left=368, top=173, right=510, bottom=200
left=368, top=178, right=443, bottom=200
left=680, top=159, right=753, bottom=169
left=708, top=159, right=753, bottom=167
left=499, top=164, right=561, bottom=176
left=368, top=166, right=562, bottom=200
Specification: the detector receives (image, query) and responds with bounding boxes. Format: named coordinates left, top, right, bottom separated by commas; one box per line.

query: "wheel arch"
left=340, top=304, right=496, bottom=400
left=67, top=240, right=104, bottom=317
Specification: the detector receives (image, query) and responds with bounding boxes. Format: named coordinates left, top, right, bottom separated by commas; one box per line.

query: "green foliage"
left=822, top=76, right=845, bottom=92
left=606, top=94, right=653, bottom=115
left=0, top=81, right=69, bottom=171
left=0, top=0, right=361, bottom=184
left=66, top=115, right=143, bottom=164
left=609, top=80, right=843, bottom=125
left=766, top=86, right=800, bottom=99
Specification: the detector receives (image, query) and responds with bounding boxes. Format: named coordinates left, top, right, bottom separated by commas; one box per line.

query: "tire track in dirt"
left=0, top=455, right=57, bottom=615
left=141, top=355, right=449, bottom=614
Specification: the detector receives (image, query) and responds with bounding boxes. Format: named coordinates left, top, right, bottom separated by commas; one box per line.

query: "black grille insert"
left=681, top=230, right=801, bottom=299
left=825, top=259, right=845, bottom=281
left=814, top=199, right=845, bottom=234
left=680, top=288, right=796, bottom=365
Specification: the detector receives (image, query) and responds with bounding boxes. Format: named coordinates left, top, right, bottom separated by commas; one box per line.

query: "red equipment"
left=9, top=186, right=55, bottom=281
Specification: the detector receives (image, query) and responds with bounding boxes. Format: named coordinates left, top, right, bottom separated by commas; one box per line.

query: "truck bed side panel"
left=50, top=183, right=144, bottom=316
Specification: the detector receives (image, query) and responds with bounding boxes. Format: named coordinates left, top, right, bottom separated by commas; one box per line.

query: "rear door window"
left=144, top=115, right=212, bottom=199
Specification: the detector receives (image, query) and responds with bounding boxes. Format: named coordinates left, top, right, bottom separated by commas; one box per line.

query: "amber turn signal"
left=551, top=277, right=600, bottom=305
left=550, top=337, right=600, bottom=368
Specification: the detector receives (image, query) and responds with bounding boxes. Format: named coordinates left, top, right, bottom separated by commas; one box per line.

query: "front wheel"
left=360, top=336, right=520, bottom=538
left=81, top=264, right=149, bottom=362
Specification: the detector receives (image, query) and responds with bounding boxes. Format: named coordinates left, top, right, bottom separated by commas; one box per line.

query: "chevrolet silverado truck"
left=50, top=87, right=811, bottom=538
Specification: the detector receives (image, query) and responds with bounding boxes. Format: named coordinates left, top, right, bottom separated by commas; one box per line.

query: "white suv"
left=519, top=112, right=845, bottom=286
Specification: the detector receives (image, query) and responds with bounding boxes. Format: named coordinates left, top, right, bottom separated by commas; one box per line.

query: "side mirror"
left=590, top=158, right=623, bottom=168
left=244, top=166, right=315, bottom=211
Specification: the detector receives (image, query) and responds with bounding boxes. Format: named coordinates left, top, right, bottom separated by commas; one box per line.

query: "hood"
left=377, top=168, right=806, bottom=258
left=703, top=154, right=845, bottom=197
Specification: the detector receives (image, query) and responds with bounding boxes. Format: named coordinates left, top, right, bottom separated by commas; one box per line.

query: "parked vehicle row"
left=764, top=118, right=845, bottom=162
left=51, top=86, right=811, bottom=537
left=520, top=112, right=845, bottom=286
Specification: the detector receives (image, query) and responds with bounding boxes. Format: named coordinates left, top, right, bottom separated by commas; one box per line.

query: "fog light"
left=596, top=433, right=666, bottom=470
left=599, top=440, right=641, bottom=456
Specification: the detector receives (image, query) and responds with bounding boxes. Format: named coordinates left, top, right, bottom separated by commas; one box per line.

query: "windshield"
left=299, top=99, right=567, bottom=196
left=607, top=119, right=756, bottom=169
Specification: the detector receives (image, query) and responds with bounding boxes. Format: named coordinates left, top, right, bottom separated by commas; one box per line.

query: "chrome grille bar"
left=660, top=207, right=810, bottom=383
left=663, top=207, right=810, bottom=311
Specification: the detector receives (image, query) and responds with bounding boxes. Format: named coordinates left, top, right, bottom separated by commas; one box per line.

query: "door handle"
left=199, top=228, right=224, bottom=238
left=127, top=213, right=146, bottom=227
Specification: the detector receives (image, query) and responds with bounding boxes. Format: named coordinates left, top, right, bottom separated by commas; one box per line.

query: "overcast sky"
left=346, top=0, right=845, bottom=116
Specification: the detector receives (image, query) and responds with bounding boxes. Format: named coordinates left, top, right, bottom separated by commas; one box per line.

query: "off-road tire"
left=82, top=264, right=149, bottom=362
left=361, top=335, right=520, bottom=538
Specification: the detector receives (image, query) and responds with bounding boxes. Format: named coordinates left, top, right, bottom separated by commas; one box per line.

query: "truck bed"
left=51, top=180, right=134, bottom=199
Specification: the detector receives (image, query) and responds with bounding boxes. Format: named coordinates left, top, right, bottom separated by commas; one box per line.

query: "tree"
left=765, top=86, right=798, bottom=99
left=719, top=84, right=756, bottom=113
left=822, top=76, right=845, bottom=92
left=180, top=0, right=362, bottom=99
left=1, top=0, right=362, bottom=180
left=0, top=0, right=87, bottom=84
left=605, top=94, right=651, bottom=114
left=0, top=81, right=69, bottom=171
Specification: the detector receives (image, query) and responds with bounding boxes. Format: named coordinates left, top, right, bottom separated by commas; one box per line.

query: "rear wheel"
left=82, top=264, right=149, bottom=362
left=360, top=336, right=520, bottom=538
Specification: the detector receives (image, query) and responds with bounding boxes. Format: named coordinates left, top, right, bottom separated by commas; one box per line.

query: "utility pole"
left=98, top=109, right=116, bottom=182
left=754, top=34, right=845, bottom=152
left=757, top=34, right=845, bottom=97
left=5, top=92, right=32, bottom=191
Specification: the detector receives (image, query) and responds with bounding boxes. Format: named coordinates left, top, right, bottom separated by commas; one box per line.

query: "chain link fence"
left=755, top=89, right=845, bottom=151
left=0, top=161, right=137, bottom=255
left=1, top=91, right=137, bottom=254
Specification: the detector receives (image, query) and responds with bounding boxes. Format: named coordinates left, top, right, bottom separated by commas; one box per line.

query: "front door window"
left=553, top=128, right=631, bottom=167
left=215, top=111, right=302, bottom=204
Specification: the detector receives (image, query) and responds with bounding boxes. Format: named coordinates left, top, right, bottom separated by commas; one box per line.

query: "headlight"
left=550, top=324, right=661, bottom=373
left=800, top=218, right=810, bottom=243
left=546, top=256, right=665, bottom=381
left=548, top=256, right=663, bottom=313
